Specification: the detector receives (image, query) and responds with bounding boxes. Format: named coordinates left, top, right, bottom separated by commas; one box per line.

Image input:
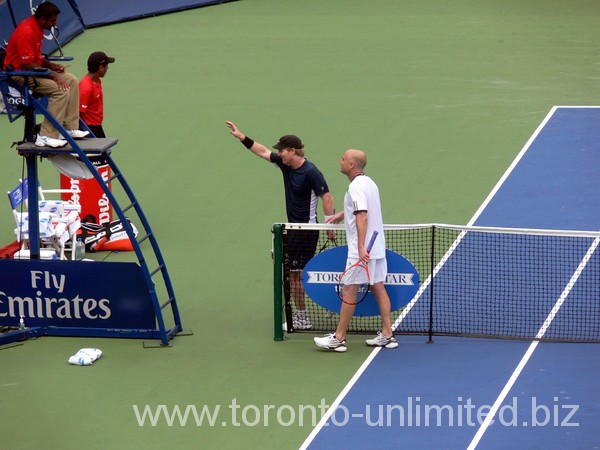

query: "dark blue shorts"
left=286, top=229, right=319, bottom=271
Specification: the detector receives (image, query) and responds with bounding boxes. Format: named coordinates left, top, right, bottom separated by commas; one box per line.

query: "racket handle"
left=366, top=231, right=378, bottom=252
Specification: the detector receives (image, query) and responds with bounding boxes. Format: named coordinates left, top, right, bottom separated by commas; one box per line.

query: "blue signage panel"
left=74, top=0, right=232, bottom=27
left=1, top=1, right=84, bottom=54
left=0, top=1, right=15, bottom=48
left=302, top=246, right=420, bottom=316
left=0, top=259, right=155, bottom=329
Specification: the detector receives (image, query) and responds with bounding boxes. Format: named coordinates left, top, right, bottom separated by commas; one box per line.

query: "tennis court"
left=302, top=107, right=600, bottom=449
left=1, top=1, right=600, bottom=449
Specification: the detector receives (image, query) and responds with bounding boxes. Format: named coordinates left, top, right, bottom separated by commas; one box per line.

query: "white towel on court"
left=68, top=348, right=103, bottom=366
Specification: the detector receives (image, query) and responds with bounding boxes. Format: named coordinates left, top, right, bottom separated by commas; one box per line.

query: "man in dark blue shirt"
left=226, top=121, right=335, bottom=330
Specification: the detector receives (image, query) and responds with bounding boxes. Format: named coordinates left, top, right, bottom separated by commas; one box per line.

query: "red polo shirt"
left=4, top=16, right=44, bottom=70
left=79, top=75, right=104, bottom=126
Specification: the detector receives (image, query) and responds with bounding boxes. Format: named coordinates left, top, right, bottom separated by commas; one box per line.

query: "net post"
left=272, top=223, right=285, bottom=341
left=427, top=224, right=435, bottom=343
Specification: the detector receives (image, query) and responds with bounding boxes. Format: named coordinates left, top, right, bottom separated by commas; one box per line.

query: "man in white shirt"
left=314, top=149, right=397, bottom=352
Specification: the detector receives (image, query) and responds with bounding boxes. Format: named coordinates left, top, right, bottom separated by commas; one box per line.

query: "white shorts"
left=344, top=257, right=388, bottom=285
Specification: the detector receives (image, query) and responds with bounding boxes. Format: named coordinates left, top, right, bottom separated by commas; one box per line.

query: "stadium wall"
left=74, top=0, right=232, bottom=27
left=1, top=0, right=233, bottom=54
left=1, top=0, right=84, bottom=55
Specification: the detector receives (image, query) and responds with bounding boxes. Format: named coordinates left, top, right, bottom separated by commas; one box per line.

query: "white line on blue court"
left=299, top=346, right=383, bottom=450
left=467, top=106, right=559, bottom=227
left=467, top=235, right=600, bottom=449
left=301, top=107, right=561, bottom=450
left=301, top=106, right=600, bottom=449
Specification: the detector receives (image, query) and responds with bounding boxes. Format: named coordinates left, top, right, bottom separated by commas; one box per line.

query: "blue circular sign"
left=302, top=246, right=420, bottom=316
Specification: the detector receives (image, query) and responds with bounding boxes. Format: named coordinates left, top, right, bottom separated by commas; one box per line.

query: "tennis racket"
left=317, top=237, right=338, bottom=254
left=337, top=231, right=379, bottom=305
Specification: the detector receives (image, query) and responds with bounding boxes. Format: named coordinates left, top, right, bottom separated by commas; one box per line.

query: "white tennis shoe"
left=282, top=312, right=312, bottom=331
left=292, top=312, right=312, bottom=330
left=59, top=129, right=90, bottom=140
left=35, top=135, right=67, bottom=148
left=366, top=331, right=398, bottom=349
left=314, top=333, right=347, bottom=352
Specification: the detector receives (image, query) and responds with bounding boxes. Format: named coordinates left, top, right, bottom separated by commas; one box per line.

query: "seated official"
left=3, top=2, right=89, bottom=148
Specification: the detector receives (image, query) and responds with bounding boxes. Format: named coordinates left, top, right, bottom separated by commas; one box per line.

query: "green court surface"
left=1, top=1, right=599, bottom=448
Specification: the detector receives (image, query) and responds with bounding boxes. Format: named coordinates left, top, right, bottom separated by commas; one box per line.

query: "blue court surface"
left=302, top=107, right=600, bottom=449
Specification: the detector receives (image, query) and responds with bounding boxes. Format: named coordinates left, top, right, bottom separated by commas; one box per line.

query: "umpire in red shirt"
left=3, top=2, right=89, bottom=147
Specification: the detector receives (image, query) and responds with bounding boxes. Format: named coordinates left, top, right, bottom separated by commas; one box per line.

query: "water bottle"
left=19, top=316, right=25, bottom=330
left=75, top=238, right=86, bottom=260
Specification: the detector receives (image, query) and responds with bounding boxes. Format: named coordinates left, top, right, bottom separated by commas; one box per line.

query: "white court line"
left=299, top=106, right=582, bottom=449
left=467, top=106, right=558, bottom=226
left=298, top=347, right=382, bottom=450
left=466, top=105, right=598, bottom=447
left=467, top=236, right=600, bottom=449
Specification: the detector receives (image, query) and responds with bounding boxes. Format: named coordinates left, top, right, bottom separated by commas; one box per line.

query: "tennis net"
left=272, top=223, right=600, bottom=342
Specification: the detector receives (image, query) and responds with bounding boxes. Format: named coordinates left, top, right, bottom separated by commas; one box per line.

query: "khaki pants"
left=24, top=72, right=80, bottom=138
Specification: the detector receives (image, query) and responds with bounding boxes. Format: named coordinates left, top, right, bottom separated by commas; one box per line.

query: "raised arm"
left=226, top=121, right=273, bottom=161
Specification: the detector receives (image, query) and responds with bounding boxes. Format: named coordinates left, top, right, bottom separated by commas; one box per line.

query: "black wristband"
left=241, top=136, right=254, bottom=149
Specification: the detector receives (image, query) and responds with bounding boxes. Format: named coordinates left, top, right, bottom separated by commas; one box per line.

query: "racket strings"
left=317, top=237, right=339, bottom=254
left=338, top=261, right=371, bottom=305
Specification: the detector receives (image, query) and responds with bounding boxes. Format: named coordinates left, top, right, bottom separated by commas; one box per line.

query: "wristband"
left=241, top=136, right=254, bottom=149
left=324, top=215, right=334, bottom=223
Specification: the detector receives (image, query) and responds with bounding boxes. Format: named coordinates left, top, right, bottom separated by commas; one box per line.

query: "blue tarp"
left=1, top=0, right=84, bottom=55
left=75, top=0, right=230, bottom=28
left=1, top=0, right=233, bottom=53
